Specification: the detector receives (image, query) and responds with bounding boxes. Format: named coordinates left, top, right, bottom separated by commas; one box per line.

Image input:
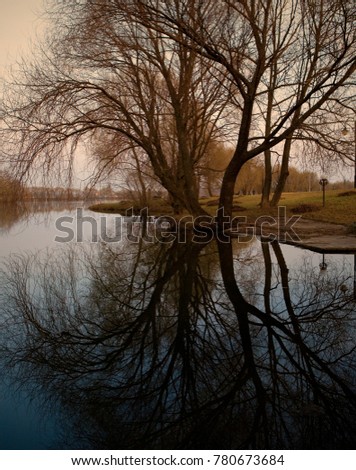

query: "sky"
left=0, top=0, right=353, bottom=185
left=0, top=0, right=45, bottom=77
left=0, top=0, right=96, bottom=187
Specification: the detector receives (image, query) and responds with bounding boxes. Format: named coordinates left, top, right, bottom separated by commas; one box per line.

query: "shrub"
left=337, top=190, right=356, bottom=197
left=291, top=203, right=320, bottom=214
left=346, top=222, right=356, bottom=234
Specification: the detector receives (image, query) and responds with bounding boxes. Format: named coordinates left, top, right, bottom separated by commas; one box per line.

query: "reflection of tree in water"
left=0, top=237, right=355, bottom=449
left=219, top=241, right=356, bottom=449
left=0, top=200, right=81, bottom=233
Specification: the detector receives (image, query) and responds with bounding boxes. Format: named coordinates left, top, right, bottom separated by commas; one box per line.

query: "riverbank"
left=89, top=190, right=356, bottom=252
left=89, top=189, right=356, bottom=222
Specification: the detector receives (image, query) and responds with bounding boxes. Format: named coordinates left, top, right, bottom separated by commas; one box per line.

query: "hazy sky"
left=0, top=0, right=95, bottom=187
left=0, top=0, right=45, bottom=77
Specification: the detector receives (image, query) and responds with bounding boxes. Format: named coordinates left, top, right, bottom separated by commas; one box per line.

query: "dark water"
left=0, top=202, right=355, bottom=450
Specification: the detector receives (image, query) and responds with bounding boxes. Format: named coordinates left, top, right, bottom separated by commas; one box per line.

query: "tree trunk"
left=132, top=149, right=148, bottom=207
left=218, top=99, right=254, bottom=224
left=270, top=136, right=292, bottom=207
left=218, top=153, right=245, bottom=223
left=182, top=163, right=207, bottom=216
left=260, top=67, right=276, bottom=208
left=207, top=177, right=214, bottom=197
left=260, top=148, right=272, bottom=208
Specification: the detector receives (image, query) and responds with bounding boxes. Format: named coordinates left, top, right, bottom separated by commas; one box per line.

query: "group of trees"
left=0, top=0, right=355, bottom=220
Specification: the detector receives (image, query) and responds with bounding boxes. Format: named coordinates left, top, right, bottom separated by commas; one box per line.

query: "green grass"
left=201, top=190, right=356, bottom=226
left=89, top=198, right=174, bottom=216
left=89, top=190, right=356, bottom=226
left=284, top=190, right=356, bottom=225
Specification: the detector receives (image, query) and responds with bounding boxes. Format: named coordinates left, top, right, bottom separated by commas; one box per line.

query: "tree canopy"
left=1, top=0, right=355, bottom=217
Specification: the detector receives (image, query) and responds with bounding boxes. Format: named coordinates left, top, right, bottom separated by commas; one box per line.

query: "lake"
left=0, top=202, right=355, bottom=449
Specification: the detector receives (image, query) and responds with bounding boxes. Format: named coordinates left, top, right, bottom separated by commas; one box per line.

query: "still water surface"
left=0, top=202, right=355, bottom=449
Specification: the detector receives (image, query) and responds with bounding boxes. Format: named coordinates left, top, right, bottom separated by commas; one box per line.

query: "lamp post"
left=319, top=178, right=328, bottom=207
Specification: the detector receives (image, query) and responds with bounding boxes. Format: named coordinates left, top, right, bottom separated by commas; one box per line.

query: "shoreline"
left=89, top=203, right=356, bottom=253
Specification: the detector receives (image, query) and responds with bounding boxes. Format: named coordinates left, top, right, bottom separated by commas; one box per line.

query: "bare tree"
left=1, top=0, right=231, bottom=216
left=1, top=0, right=354, bottom=219
left=123, top=0, right=355, bottom=219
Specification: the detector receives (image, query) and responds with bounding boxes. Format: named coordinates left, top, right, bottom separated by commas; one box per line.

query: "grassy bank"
left=234, top=190, right=355, bottom=225
left=89, top=190, right=356, bottom=226
left=89, top=199, right=174, bottom=216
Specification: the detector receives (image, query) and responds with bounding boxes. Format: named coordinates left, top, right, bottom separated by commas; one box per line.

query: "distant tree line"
left=24, top=185, right=121, bottom=201
left=0, top=164, right=352, bottom=205
left=0, top=179, right=126, bottom=203
left=0, top=172, right=23, bottom=202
